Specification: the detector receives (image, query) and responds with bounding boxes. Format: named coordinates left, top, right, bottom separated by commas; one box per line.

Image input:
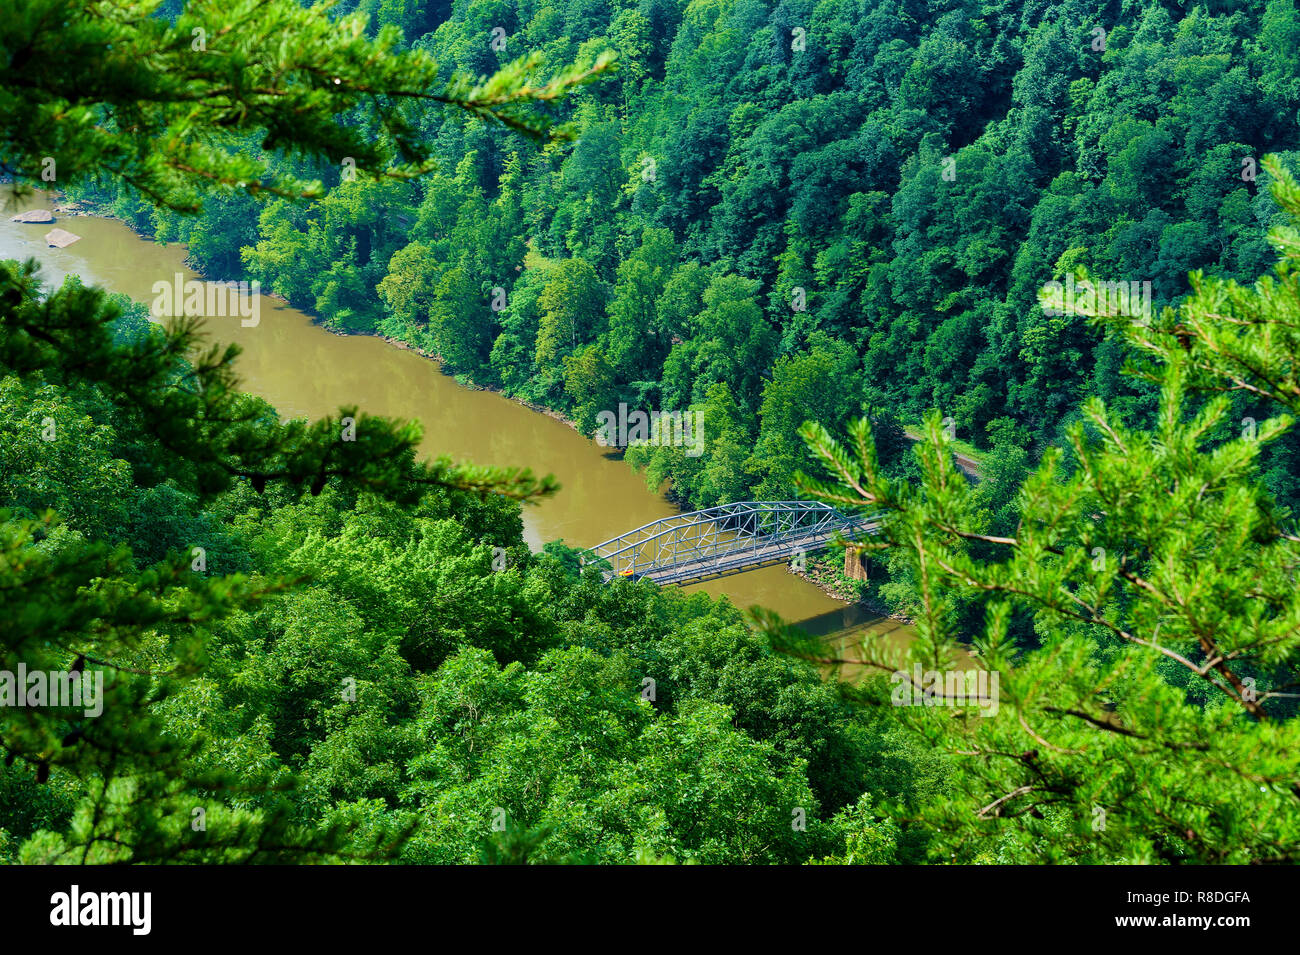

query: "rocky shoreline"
left=792, top=552, right=911, bottom=624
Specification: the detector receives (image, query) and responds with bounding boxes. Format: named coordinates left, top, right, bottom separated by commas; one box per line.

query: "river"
left=0, top=190, right=914, bottom=648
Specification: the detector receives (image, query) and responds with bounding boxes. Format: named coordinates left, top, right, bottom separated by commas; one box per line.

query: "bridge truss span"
left=581, top=501, right=880, bottom=586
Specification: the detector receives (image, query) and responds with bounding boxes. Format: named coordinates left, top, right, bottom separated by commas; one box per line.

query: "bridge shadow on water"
left=789, top=602, right=913, bottom=640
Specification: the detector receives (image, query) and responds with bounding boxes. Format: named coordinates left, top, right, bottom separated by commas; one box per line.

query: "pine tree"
left=781, top=156, right=1300, bottom=863
left=1, top=0, right=614, bottom=211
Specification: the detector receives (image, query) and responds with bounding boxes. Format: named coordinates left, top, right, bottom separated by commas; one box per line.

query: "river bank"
left=798, top=552, right=913, bottom=623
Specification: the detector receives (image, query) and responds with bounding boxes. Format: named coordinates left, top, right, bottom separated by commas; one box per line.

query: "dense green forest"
left=88, top=0, right=1300, bottom=517
left=2, top=0, right=1298, bottom=865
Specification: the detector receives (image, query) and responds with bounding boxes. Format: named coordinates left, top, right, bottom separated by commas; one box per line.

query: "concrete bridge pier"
left=844, top=547, right=869, bottom=581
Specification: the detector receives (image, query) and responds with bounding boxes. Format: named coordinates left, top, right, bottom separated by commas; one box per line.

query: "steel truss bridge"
left=581, top=501, right=880, bottom=586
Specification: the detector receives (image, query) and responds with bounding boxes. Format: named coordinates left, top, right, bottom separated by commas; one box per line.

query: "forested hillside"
left=4, top=0, right=1299, bottom=869
left=88, top=0, right=1300, bottom=510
